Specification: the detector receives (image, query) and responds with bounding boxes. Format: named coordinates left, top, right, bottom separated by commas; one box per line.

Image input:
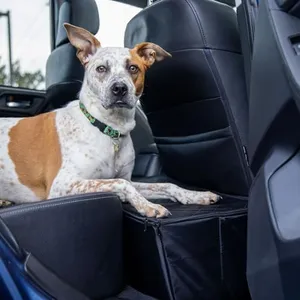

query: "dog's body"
left=0, top=24, right=220, bottom=217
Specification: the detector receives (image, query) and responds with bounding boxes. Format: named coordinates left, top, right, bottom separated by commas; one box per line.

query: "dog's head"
left=64, top=23, right=171, bottom=110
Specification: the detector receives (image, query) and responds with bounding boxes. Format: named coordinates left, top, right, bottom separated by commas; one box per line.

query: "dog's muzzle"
left=109, top=82, right=132, bottom=108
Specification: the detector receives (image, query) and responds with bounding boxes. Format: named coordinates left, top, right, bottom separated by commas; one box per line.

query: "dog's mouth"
left=109, top=100, right=133, bottom=109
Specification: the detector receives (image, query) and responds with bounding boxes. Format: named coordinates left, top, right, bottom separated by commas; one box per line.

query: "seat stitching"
left=0, top=195, right=119, bottom=217
left=183, top=0, right=207, bottom=48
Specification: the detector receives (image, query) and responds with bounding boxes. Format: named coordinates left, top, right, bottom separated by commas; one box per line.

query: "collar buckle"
left=104, top=126, right=121, bottom=139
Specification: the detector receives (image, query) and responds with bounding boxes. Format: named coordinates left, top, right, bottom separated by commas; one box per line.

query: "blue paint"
left=0, top=237, right=52, bottom=300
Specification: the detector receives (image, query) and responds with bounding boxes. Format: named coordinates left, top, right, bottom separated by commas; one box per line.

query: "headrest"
left=55, top=0, right=99, bottom=48
left=124, top=0, right=240, bottom=54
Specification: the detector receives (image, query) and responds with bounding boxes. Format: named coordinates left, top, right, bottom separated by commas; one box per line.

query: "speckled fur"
left=0, top=25, right=220, bottom=218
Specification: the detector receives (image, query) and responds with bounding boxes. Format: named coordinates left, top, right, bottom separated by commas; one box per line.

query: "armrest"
left=0, top=193, right=124, bottom=299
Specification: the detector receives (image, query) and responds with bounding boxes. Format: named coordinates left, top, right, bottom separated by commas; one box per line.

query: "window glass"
left=95, top=0, right=142, bottom=47
left=0, top=0, right=50, bottom=90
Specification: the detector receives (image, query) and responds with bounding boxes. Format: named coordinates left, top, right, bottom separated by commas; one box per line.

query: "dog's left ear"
left=133, top=42, right=171, bottom=68
left=63, top=23, right=101, bottom=66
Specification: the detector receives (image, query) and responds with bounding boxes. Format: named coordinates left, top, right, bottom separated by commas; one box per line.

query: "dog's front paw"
left=173, top=188, right=221, bottom=205
left=138, top=202, right=171, bottom=218
left=191, top=191, right=221, bottom=205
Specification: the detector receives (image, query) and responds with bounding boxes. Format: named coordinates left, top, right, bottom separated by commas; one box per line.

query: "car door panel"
left=0, top=87, right=48, bottom=118
left=247, top=0, right=300, bottom=298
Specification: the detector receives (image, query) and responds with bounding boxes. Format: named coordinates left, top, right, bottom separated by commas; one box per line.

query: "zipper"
left=243, top=145, right=250, bottom=167
left=152, top=220, right=176, bottom=300
left=144, top=218, right=149, bottom=232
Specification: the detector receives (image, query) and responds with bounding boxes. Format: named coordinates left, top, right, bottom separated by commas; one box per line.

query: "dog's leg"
left=132, top=182, right=221, bottom=205
left=58, top=179, right=170, bottom=218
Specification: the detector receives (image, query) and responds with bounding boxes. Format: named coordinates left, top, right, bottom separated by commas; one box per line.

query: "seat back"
left=125, top=0, right=251, bottom=195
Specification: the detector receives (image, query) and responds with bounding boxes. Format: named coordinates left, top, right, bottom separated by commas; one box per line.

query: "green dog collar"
left=79, top=102, right=123, bottom=140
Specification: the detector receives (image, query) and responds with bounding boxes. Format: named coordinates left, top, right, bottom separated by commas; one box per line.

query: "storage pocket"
left=155, top=128, right=248, bottom=195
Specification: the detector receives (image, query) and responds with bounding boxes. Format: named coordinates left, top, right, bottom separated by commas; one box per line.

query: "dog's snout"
left=111, top=83, right=128, bottom=97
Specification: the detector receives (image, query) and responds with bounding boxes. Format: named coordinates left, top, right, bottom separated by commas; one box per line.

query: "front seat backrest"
left=45, top=0, right=99, bottom=109
left=125, top=0, right=251, bottom=195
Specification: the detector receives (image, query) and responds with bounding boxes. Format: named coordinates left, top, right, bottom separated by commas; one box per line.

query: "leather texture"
left=54, top=0, right=100, bottom=48
left=237, top=0, right=258, bottom=97
left=124, top=0, right=251, bottom=195
left=0, top=193, right=124, bottom=299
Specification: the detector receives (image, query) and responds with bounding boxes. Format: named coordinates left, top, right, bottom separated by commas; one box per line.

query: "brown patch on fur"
left=8, top=112, right=62, bottom=199
left=129, top=49, right=148, bottom=96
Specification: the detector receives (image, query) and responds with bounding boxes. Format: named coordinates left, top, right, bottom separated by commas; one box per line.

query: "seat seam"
left=183, top=0, right=207, bottom=48
left=202, top=49, right=251, bottom=185
left=0, top=195, right=119, bottom=217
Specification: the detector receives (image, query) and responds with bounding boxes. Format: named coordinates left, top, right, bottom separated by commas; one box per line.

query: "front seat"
left=45, top=0, right=154, bottom=156
left=122, top=1, right=252, bottom=299
left=124, top=0, right=252, bottom=195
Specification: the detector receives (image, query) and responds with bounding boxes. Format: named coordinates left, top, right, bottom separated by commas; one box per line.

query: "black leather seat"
left=0, top=194, right=158, bottom=299
left=124, top=0, right=252, bottom=196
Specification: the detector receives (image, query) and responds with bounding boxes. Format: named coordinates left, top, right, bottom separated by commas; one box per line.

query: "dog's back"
left=0, top=112, right=61, bottom=203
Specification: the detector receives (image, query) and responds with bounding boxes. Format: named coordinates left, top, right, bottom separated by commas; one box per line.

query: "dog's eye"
left=96, top=66, right=107, bottom=73
left=129, top=65, right=139, bottom=74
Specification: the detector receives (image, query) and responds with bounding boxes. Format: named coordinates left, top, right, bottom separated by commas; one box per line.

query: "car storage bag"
left=123, top=196, right=250, bottom=300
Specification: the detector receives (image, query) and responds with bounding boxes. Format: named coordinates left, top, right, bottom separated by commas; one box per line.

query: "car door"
left=0, top=1, right=54, bottom=118
left=246, top=0, right=300, bottom=299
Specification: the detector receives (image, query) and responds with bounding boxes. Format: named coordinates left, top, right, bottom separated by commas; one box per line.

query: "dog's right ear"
left=63, top=23, right=101, bottom=66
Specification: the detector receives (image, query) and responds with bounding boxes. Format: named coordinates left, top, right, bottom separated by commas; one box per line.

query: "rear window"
left=95, top=0, right=141, bottom=46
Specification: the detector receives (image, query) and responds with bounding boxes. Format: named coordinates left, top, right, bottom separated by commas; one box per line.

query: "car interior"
left=0, top=0, right=299, bottom=299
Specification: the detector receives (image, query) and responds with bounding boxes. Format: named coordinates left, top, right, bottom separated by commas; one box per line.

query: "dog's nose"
left=111, top=83, right=128, bottom=97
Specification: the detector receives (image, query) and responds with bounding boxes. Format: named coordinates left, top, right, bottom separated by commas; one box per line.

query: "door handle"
left=6, top=100, right=31, bottom=108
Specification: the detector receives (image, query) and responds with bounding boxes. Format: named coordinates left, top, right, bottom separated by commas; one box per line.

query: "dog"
left=0, top=23, right=220, bottom=217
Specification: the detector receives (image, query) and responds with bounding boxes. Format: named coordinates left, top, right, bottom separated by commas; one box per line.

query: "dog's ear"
left=63, top=23, right=101, bottom=66
left=133, top=42, right=171, bottom=68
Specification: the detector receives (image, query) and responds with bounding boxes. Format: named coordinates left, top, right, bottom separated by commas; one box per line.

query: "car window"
left=0, top=0, right=141, bottom=91
left=95, top=0, right=142, bottom=47
left=0, top=0, right=51, bottom=90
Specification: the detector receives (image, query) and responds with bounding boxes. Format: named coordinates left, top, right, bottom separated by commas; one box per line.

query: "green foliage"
left=0, top=56, right=45, bottom=89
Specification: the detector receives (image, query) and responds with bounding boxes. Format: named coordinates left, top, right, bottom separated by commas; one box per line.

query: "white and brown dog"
left=0, top=23, right=220, bottom=217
